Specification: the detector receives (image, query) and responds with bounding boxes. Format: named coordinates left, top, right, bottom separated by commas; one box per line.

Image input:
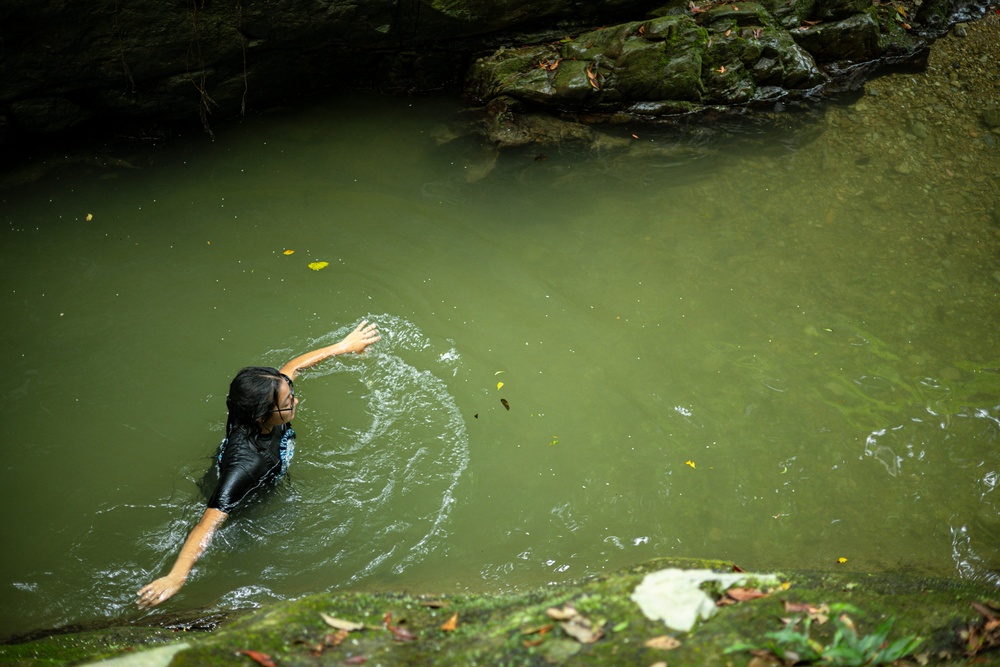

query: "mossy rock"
left=6, top=557, right=1000, bottom=666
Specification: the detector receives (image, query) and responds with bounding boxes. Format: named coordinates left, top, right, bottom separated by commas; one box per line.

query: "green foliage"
left=726, top=607, right=923, bottom=666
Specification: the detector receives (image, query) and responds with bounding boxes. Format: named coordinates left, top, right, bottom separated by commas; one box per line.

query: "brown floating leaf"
left=645, top=635, right=682, bottom=650
left=500, top=398, right=510, bottom=411
left=320, top=612, right=365, bottom=632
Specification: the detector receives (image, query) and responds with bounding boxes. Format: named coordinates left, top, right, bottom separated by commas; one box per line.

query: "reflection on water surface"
left=1, top=50, right=998, bottom=639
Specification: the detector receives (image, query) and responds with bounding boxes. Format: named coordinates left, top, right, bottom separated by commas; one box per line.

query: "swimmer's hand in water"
left=338, top=320, right=381, bottom=354
left=137, top=574, right=184, bottom=609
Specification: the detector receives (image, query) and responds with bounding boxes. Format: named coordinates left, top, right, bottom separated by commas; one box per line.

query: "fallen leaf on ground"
left=383, top=612, right=417, bottom=642
left=343, top=656, right=367, bottom=665
left=547, top=605, right=579, bottom=621
left=320, top=613, right=365, bottom=631
left=726, top=587, right=769, bottom=602
left=441, top=613, right=458, bottom=631
left=419, top=599, right=448, bottom=608
left=308, top=261, right=329, bottom=271
left=586, top=62, right=600, bottom=90
left=523, top=623, right=553, bottom=635
left=237, top=650, right=277, bottom=667
left=964, top=602, right=1000, bottom=656
left=645, top=635, right=682, bottom=650
left=782, top=600, right=829, bottom=624
left=521, top=623, right=553, bottom=647
left=560, top=614, right=603, bottom=643
left=326, top=630, right=350, bottom=647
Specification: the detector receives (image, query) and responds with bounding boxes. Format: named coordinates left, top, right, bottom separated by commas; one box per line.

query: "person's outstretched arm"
left=280, top=320, right=380, bottom=380
left=137, top=507, right=228, bottom=608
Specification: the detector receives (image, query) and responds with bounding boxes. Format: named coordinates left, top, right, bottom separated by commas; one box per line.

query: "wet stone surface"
left=814, top=12, right=1000, bottom=234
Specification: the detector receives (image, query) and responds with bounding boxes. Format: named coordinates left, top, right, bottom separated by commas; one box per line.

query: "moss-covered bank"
left=3, top=557, right=1000, bottom=666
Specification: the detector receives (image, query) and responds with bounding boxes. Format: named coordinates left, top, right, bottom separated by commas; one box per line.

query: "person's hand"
left=339, top=320, right=380, bottom=354
left=136, top=574, right=184, bottom=609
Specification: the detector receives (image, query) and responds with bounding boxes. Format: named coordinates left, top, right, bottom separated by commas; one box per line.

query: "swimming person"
left=136, top=320, right=381, bottom=608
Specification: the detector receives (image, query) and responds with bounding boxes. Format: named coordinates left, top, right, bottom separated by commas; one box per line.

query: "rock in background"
left=0, top=0, right=993, bottom=150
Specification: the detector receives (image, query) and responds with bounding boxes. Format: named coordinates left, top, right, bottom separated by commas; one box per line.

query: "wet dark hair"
left=225, top=366, right=285, bottom=435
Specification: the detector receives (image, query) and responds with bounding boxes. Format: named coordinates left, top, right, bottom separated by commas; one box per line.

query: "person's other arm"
left=280, top=320, right=380, bottom=380
left=136, top=507, right=228, bottom=608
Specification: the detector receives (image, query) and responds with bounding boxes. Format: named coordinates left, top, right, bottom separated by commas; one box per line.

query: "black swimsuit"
left=207, top=423, right=296, bottom=514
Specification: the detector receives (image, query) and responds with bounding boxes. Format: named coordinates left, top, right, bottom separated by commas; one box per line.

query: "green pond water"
left=0, top=91, right=998, bottom=641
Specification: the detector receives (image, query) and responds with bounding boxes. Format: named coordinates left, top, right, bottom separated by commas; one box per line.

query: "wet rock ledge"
left=3, top=557, right=1000, bottom=666
left=0, top=0, right=993, bottom=152
left=467, top=0, right=928, bottom=146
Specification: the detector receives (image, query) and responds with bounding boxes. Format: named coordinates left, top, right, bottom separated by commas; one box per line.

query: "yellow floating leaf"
left=283, top=249, right=295, bottom=255
left=685, top=460, right=696, bottom=469
left=308, top=261, right=330, bottom=271
left=497, top=381, right=504, bottom=390
left=549, top=436, right=559, bottom=446
left=85, top=213, right=93, bottom=221
left=837, top=557, right=848, bottom=564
